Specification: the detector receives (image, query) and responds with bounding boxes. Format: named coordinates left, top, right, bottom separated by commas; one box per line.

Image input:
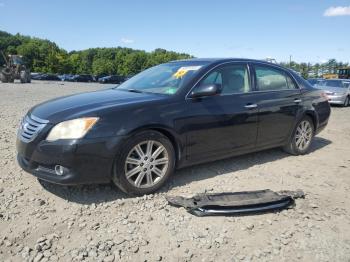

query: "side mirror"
left=189, top=83, right=221, bottom=98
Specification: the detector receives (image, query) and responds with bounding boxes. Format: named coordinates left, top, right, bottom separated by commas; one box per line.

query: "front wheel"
left=0, top=73, right=8, bottom=83
left=283, top=116, right=315, bottom=155
left=112, top=131, right=175, bottom=195
left=20, top=71, right=27, bottom=83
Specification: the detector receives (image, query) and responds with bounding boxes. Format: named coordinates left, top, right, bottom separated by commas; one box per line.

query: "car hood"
left=29, top=88, right=165, bottom=123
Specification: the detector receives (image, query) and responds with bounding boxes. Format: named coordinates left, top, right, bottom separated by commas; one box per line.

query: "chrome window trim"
left=185, top=60, right=301, bottom=100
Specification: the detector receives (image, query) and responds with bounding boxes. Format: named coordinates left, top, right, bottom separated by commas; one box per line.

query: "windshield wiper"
left=125, top=89, right=143, bottom=93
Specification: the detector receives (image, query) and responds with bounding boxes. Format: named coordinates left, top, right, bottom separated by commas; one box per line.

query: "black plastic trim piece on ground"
left=166, top=189, right=305, bottom=217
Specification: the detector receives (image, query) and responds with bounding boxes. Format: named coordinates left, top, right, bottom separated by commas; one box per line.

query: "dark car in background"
left=16, top=58, right=330, bottom=195
left=31, top=73, right=61, bottom=81
left=68, top=74, right=95, bottom=82
left=58, top=74, right=74, bottom=81
left=98, top=75, right=125, bottom=84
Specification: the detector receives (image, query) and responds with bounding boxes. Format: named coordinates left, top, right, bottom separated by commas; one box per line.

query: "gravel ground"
left=0, top=81, right=350, bottom=262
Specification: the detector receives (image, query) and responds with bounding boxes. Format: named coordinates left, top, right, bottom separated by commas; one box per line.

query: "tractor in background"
left=0, top=51, right=31, bottom=83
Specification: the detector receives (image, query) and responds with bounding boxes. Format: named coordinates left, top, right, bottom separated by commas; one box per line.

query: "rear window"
left=255, top=66, right=297, bottom=91
left=323, top=80, right=344, bottom=88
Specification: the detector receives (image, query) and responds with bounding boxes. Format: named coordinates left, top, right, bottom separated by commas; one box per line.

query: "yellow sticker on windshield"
left=173, top=69, right=188, bottom=79
left=173, top=66, right=202, bottom=79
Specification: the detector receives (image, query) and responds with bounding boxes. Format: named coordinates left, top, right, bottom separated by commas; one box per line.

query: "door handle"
left=294, top=99, right=302, bottom=103
left=244, top=104, right=258, bottom=109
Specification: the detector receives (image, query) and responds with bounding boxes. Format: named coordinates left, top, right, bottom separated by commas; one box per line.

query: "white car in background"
left=317, top=79, right=350, bottom=107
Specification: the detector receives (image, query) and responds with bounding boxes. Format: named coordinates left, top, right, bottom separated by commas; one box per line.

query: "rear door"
left=186, top=62, right=258, bottom=162
left=251, top=64, right=302, bottom=147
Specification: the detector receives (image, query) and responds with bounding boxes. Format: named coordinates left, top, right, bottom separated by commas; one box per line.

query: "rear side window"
left=200, top=64, right=250, bottom=94
left=255, top=66, right=297, bottom=91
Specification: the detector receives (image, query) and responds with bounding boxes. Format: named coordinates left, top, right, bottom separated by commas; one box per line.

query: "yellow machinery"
left=323, top=67, right=350, bottom=79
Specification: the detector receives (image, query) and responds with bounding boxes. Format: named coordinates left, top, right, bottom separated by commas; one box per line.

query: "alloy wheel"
left=124, top=140, right=169, bottom=188
left=295, top=120, right=313, bottom=151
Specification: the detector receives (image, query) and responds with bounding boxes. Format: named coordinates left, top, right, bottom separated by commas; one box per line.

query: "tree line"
left=0, top=31, right=192, bottom=76
left=1, top=30, right=348, bottom=78
left=280, top=59, right=349, bottom=79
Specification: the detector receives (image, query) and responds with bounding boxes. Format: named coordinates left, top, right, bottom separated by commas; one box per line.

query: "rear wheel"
left=0, top=72, right=8, bottom=83
left=283, top=116, right=314, bottom=155
left=20, top=71, right=27, bottom=83
left=112, top=130, right=175, bottom=195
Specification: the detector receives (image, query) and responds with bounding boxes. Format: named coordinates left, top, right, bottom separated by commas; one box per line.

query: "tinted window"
left=255, top=66, right=296, bottom=91
left=200, top=64, right=250, bottom=94
left=287, top=76, right=297, bottom=89
left=323, top=80, right=344, bottom=88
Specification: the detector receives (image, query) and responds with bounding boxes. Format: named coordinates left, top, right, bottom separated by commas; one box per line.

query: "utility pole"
left=289, top=55, right=292, bottom=68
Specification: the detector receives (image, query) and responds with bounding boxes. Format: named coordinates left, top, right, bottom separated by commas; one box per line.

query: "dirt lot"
left=0, top=81, right=350, bottom=262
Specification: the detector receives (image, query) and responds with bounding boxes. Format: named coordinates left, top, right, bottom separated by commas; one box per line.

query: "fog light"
left=55, top=165, right=67, bottom=176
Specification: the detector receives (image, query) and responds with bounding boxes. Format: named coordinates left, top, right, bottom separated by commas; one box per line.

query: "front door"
left=185, top=63, right=258, bottom=162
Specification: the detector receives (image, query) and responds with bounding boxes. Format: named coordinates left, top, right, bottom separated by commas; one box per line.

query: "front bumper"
left=16, top=135, right=126, bottom=185
left=327, top=94, right=347, bottom=105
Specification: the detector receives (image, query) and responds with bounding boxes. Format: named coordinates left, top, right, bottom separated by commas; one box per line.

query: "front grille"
left=19, top=114, right=49, bottom=143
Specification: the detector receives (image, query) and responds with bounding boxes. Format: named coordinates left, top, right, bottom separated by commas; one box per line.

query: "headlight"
left=46, top=117, right=99, bottom=141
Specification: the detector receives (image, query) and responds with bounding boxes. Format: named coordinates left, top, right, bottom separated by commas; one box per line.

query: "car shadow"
left=164, top=136, right=332, bottom=192
left=39, top=137, right=332, bottom=204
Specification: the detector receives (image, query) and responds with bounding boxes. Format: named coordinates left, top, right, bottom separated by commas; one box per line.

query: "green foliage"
left=3, top=30, right=347, bottom=79
left=280, top=59, right=349, bottom=79
left=0, top=31, right=192, bottom=75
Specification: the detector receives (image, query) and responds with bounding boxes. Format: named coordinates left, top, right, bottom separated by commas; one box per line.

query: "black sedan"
left=98, top=75, right=126, bottom=84
left=69, top=74, right=95, bottom=82
left=16, top=59, right=330, bottom=195
left=32, top=73, right=61, bottom=81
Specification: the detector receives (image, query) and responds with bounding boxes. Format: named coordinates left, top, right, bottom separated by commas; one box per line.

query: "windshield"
left=11, top=56, right=23, bottom=65
left=117, top=61, right=208, bottom=95
left=321, top=80, right=345, bottom=88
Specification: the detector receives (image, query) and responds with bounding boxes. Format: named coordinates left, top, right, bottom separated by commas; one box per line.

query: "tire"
left=20, top=71, right=27, bottom=83
left=0, top=72, right=8, bottom=83
left=26, top=71, right=31, bottom=83
left=283, top=116, right=315, bottom=155
left=1, top=69, right=13, bottom=83
left=344, top=96, right=350, bottom=107
left=112, top=130, right=175, bottom=196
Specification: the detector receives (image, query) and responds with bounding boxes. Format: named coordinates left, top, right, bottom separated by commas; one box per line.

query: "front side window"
left=199, top=64, right=250, bottom=94
left=255, top=66, right=296, bottom=91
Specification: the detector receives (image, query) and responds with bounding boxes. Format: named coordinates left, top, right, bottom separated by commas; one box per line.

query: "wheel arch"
left=303, top=110, right=318, bottom=131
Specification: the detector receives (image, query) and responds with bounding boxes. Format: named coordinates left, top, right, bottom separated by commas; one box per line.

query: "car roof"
left=169, top=58, right=288, bottom=70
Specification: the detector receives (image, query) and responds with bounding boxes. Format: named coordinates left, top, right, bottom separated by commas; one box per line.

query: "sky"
left=0, top=0, right=349, bottom=63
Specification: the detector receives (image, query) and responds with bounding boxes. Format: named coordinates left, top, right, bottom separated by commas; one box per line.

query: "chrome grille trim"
left=19, top=114, right=48, bottom=143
